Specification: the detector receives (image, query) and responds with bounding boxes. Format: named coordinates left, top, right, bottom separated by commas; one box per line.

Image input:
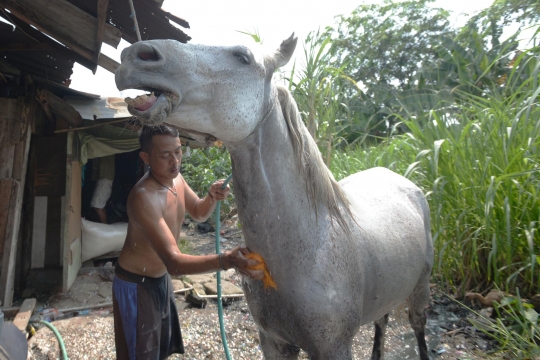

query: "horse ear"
left=271, top=33, right=298, bottom=69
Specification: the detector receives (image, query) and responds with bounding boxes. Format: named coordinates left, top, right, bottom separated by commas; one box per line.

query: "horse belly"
left=243, top=277, right=363, bottom=349
left=341, top=167, right=432, bottom=324
left=350, top=217, right=427, bottom=323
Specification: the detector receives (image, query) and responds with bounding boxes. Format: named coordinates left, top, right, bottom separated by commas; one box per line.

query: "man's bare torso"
left=117, top=172, right=185, bottom=278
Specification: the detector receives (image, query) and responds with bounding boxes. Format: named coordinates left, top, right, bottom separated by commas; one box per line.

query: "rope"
left=215, top=173, right=234, bottom=360
left=127, top=0, right=142, bottom=41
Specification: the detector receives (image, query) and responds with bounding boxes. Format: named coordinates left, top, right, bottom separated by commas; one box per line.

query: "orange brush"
left=245, top=252, right=277, bottom=290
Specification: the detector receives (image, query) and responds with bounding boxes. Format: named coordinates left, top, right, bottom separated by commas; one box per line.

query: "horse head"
left=115, top=34, right=297, bottom=143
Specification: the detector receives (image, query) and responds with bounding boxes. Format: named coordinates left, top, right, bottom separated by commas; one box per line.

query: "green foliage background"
left=181, top=146, right=234, bottom=217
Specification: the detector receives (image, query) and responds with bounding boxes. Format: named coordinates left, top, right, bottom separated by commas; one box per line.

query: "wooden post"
left=62, top=132, right=82, bottom=292
left=0, top=179, right=13, bottom=257
left=0, top=97, right=32, bottom=307
left=0, top=180, right=22, bottom=307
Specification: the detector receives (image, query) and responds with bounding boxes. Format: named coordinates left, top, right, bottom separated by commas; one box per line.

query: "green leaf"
left=523, top=308, right=538, bottom=324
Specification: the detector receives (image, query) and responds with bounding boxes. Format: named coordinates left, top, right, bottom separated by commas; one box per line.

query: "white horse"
left=116, top=34, right=434, bottom=360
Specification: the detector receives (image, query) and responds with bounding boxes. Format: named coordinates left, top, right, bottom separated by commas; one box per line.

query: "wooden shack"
left=0, top=0, right=193, bottom=308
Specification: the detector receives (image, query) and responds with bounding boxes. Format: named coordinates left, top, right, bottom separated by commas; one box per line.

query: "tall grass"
left=331, top=52, right=540, bottom=296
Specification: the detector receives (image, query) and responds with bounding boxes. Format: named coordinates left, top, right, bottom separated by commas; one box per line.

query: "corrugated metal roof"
left=65, top=96, right=131, bottom=120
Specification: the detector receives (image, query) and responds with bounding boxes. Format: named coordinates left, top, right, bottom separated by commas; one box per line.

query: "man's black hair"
left=139, top=125, right=180, bottom=153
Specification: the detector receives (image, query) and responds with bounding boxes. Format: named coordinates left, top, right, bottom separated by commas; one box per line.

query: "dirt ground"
left=24, top=222, right=502, bottom=359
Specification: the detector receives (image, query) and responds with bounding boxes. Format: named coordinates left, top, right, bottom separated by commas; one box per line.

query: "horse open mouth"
left=123, top=87, right=179, bottom=125
left=125, top=91, right=162, bottom=112
left=124, top=88, right=170, bottom=112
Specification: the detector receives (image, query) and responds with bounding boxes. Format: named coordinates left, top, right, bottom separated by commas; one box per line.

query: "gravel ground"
left=27, top=292, right=498, bottom=359
left=27, top=225, right=500, bottom=359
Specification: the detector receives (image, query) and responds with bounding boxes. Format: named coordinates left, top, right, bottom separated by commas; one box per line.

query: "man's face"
left=141, top=134, right=182, bottom=179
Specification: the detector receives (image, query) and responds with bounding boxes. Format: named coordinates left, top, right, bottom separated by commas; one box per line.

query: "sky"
left=69, top=0, right=498, bottom=97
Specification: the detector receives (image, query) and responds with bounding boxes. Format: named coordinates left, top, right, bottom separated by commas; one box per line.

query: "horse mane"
left=276, top=85, right=353, bottom=232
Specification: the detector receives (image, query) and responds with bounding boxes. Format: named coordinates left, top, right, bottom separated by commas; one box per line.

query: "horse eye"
left=233, top=53, right=250, bottom=65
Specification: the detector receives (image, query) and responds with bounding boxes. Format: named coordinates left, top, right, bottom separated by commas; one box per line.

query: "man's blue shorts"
left=112, top=264, right=184, bottom=359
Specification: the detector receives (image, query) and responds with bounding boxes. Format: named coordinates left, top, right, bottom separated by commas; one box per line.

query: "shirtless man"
left=113, top=125, right=263, bottom=360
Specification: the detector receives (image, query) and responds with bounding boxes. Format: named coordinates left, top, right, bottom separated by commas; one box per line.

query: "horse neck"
left=226, top=96, right=321, bottom=243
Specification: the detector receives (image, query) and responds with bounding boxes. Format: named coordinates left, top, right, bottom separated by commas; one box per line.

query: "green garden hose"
left=215, top=173, right=234, bottom=360
left=39, top=320, right=68, bottom=360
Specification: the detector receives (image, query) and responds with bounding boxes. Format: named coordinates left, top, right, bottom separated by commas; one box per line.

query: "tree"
left=408, top=0, right=539, bottom=111
left=288, top=30, right=355, bottom=165
left=317, top=0, right=456, bottom=133
left=463, top=0, right=540, bottom=49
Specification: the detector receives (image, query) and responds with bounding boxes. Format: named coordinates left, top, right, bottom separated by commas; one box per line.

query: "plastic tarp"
left=81, top=218, right=127, bottom=262
left=77, top=123, right=140, bottom=165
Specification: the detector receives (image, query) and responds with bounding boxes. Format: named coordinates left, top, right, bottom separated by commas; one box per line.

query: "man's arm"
left=130, top=188, right=261, bottom=278
left=183, top=177, right=229, bottom=222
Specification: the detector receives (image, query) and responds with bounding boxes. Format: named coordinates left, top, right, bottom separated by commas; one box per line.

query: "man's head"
left=139, top=125, right=182, bottom=179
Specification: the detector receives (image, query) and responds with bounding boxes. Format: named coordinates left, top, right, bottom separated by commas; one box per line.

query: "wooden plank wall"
left=0, top=96, right=33, bottom=307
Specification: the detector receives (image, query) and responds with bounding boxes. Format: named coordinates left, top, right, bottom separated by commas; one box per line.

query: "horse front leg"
left=259, top=331, right=300, bottom=360
left=371, top=313, right=389, bottom=360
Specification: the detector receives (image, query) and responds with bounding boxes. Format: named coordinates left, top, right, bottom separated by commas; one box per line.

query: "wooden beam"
left=12, top=298, right=36, bottom=334
left=0, top=14, right=95, bottom=72
left=54, top=118, right=128, bottom=133
left=0, top=104, right=32, bottom=307
left=2, top=0, right=120, bottom=73
left=36, top=89, right=83, bottom=128
left=93, top=0, right=109, bottom=70
left=163, top=11, right=190, bottom=29
left=97, top=53, right=119, bottom=74
left=0, top=306, right=20, bottom=319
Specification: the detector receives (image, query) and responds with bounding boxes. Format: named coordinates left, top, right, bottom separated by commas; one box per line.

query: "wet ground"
left=24, top=221, right=502, bottom=359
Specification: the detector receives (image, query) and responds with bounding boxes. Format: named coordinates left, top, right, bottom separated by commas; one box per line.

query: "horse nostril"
left=138, top=51, right=159, bottom=61
left=137, top=44, right=160, bottom=61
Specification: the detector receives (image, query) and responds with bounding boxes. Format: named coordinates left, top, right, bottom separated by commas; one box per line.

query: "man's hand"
left=224, top=247, right=264, bottom=280
left=208, top=179, right=230, bottom=201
